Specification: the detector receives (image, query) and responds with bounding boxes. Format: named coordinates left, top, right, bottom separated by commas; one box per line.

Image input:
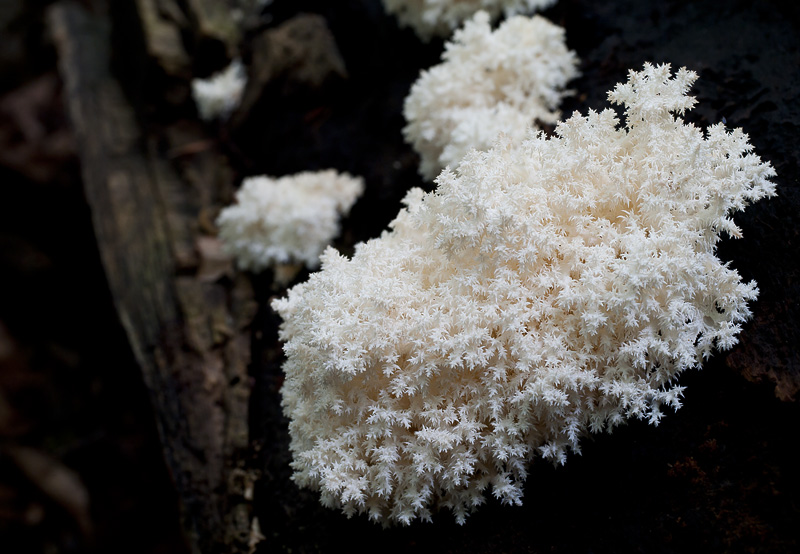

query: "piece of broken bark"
left=136, top=0, right=192, bottom=77
left=233, top=13, right=347, bottom=124
left=186, top=0, right=241, bottom=58
left=0, top=73, right=76, bottom=183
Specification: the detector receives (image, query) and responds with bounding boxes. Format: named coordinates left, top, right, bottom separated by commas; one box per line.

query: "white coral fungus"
left=272, top=64, right=776, bottom=525
left=382, top=0, right=557, bottom=40
left=403, top=11, right=579, bottom=181
left=216, top=170, right=364, bottom=273
left=191, top=59, right=247, bottom=121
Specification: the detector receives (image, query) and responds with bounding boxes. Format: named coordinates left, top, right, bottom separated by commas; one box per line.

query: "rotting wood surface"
left=49, top=2, right=256, bottom=552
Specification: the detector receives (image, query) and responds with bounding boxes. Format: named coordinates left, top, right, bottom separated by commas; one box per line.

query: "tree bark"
left=48, top=2, right=256, bottom=552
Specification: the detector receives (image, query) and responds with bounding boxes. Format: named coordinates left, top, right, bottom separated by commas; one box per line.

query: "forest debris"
left=0, top=73, right=76, bottom=183
left=248, top=517, right=266, bottom=554
left=235, top=13, right=347, bottom=122
left=136, top=0, right=191, bottom=76
left=6, top=446, right=92, bottom=538
left=265, top=14, right=348, bottom=86
left=186, top=0, right=241, bottom=57
left=0, top=74, right=54, bottom=141
left=196, top=235, right=234, bottom=282
left=228, top=467, right=258, bottom=500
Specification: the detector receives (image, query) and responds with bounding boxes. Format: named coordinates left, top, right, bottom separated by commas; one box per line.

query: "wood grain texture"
left=49, top=3, right=255, bottom=552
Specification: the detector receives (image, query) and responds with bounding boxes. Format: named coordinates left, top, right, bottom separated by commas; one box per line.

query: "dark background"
left=1, top=0, right=798, bottom=553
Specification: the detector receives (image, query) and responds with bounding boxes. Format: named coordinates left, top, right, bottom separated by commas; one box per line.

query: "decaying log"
left=49, top=2, right=257, bottom=552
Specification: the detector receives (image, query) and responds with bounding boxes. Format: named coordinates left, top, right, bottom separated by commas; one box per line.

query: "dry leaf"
left=7, top=446, right=93, bottom=538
